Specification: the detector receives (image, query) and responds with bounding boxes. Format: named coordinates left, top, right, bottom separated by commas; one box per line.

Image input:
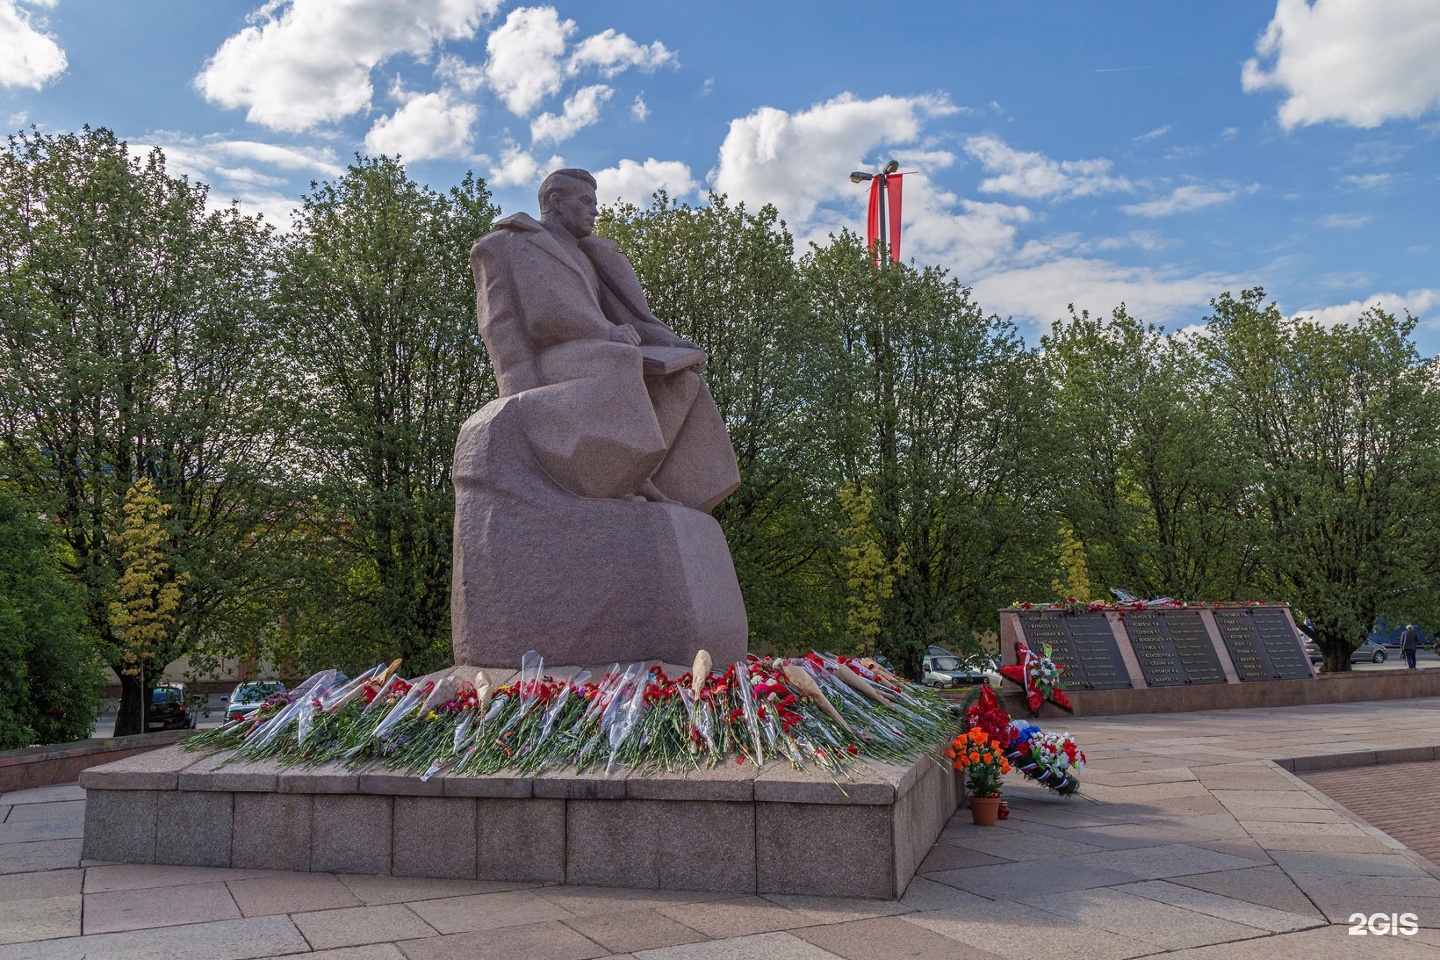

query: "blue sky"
left=3, top=0, right=1439, bottom=353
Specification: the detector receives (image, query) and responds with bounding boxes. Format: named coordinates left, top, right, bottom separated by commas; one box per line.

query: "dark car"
left=146, top=683, right=195, bottom=731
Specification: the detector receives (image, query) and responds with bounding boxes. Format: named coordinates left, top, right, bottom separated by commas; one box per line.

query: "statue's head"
left=539, top=169, right=598, bottom=240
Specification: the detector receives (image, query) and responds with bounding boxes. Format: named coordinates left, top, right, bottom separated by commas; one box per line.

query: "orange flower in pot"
left=946, top=727, right=1011, bottom=825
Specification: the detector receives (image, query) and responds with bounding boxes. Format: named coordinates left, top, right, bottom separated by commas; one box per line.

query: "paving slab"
left=337, top=872, right=536, bottom=905
left=227, top=871, right=363, bottom=916
left=395, top=918, right=611, bottom=960
left=0, top=913, right=309, bottom=960
left=1116, top=878, right=1323, bottom=931
left=792, top=914, right=1006, bottom=960
left=84, top=879, right=241, bottom=933
left=293, top=901, right=439, bottom=949
left=902, top=900, right=1155, bottom=960
left=630, top=930, right=846, bottom=960
left=0, top=866, right=81, bottom=902
left=561, top=906, right=711, bottom=953
left=406, top=888, right=577, bottom=934
left=1016, top=885, right=1272, bottom=950
left=0, top=893, right=81, bottom=944
left=653, top=894, right=809, bottom=939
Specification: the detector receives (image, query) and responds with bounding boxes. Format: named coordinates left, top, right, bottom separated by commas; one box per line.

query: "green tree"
left=1204, top=288, right=1440, bottom=670
left=274, top=156, right=498, bottom=674
left=0, top=127, right=295, bottom=735
left=1043, top=306, right=1256, bottom=601
left=801, top=235, right=1057, bottom=675
left=0, top=487, right=104, bottom=748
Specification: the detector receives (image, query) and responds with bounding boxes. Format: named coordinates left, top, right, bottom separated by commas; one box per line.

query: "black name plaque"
left=1017, top=611, right=1133, bottom=690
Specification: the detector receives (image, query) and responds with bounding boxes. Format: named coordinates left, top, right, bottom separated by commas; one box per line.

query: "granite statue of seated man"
left=452, top=168, right=748, bottom=670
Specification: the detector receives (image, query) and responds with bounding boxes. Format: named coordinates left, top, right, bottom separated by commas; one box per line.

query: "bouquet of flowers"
left=1004, top=720, right=1085, bottom=795
left=998, top=640, right=1073, bottom=715
left=946, top=726, right=1010, bottom=798
left=183, top=648, right=961, bottom=781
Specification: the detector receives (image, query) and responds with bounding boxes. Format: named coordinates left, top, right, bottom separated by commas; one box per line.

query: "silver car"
left=225, top=681, right=286, bottom=721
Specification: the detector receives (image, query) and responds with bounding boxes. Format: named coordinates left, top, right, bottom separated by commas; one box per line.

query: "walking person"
left=1400, top=623, right=1421, bottom=670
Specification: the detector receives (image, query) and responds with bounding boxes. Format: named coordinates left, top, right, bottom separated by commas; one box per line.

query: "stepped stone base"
left=80, top=745, right=960, bottom=899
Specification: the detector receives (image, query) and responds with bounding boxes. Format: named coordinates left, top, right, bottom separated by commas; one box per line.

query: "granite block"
left=753, top=759, right=897, bottom=805
left=358, top=771, right=445, bottom=796
left=81, top=789, right=158, bottom=863
left=155, top=791, right=233, bottom=867
left=533, top=766, right=627, bottom=800
left=312, top=794, right=392, bottom=876
left=442, top=774, right=533, bottom=799
left=231, top=792, right=312, bottom=871
left=656, top=800, right=756, bottom=892
left=277, top=763, right=360, bottom=794
left=393, top=796, right=477, bottom=879
left=477, top=797, right=565, bottom=883
left=77, top=746, right=201, bottom=791
left=624, top=763, right=756, bottom=802
left=756, top=800, right=893, bottom=899
left=178, top=754, right=281, bottom=793
left=566, top=799, right=756, bottom=892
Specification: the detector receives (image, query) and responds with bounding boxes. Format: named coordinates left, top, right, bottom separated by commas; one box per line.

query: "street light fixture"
left=850, top=160, right=903, bottom=262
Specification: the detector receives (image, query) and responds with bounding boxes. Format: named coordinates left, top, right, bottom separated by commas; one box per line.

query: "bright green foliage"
left=0, top=126, right=293, bottom=735
left=0, top=488, right=104, bottom=748
left=801, top=236, right=1058, bottom=676
left=274, top=157, right=498, bottom=675
left=1043, top=306, right=1255, bottom=602
left=1203, top=289, right=1440, bottom=670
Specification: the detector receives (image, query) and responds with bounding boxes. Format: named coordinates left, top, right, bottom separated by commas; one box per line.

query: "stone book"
left=640, top=344, right=707, bottom=375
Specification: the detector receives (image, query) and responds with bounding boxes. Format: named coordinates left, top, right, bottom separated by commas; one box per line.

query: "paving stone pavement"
left=4, top=697, right=1440, bottom=959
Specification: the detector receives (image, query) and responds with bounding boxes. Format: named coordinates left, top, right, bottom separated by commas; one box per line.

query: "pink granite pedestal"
left=80, top=745, right=960, bottom=899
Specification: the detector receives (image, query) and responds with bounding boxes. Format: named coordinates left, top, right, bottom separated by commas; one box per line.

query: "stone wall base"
left=80, top=745, right=960, bottom=899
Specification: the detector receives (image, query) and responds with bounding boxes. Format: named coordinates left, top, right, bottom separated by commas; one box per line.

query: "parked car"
left=1351, top=639, right=1387, bottom=664
left=922, top=646, right=1002, bottom=688
left=1305, top=639, right=1388, bottom=666
left=146, top=682, right=195, bottom=731
left=225, top=681, right=287, bottom=722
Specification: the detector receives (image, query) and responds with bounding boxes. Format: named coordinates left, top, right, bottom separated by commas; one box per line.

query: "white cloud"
left=0, top=0, right=66, bottom=89
left=1296, top=289, right=1440, bottom=328
left=484, top=6, right=573, bottom=115
left=964, top=135, right=1132, bottom=200
left=711, top=92, right=958, bottom=225
left=971, top=257, right=1238, bottom=335
left=1243, top=0, right=1440, bottom=129
left=631, top=95, right=649, bottom=122
left=530, top=84, right=612, bottom=144
left=488, top=142, right=563, bottom=188
left=1317, top=212, right=1374, bottom=229
left=1121, top=183, right=1256, bottom=217
left=1340, top=172, right=1397, bottom=190
left=435, top=53, right=485, bottom=93
left=568, top=28, right=674, bottom=77
left=196, top=0, right=498, bottom=132
left=1133, top=124, right=1173, bottom=143
left=484, top=7, right=668, bottom=118
left=595, top=158, right=697, bottom=207
left=365, top=89, right=478, bottom=161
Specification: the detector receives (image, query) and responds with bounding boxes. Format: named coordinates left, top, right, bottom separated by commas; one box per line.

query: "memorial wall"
left=999, top=604, right=1316, bottom=691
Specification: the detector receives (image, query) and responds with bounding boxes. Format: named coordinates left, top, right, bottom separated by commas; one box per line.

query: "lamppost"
left=850, top=159, right=901, bottom=263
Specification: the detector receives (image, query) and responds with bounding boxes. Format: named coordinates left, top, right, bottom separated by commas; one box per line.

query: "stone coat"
left=469, top=213, right=739, bottom=511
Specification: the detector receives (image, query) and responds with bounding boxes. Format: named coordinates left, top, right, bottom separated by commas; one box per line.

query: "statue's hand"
left=610, top=324, right=642, bottom=346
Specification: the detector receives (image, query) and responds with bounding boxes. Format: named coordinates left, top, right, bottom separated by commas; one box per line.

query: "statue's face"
left=544, top=178, right=597, bottom=239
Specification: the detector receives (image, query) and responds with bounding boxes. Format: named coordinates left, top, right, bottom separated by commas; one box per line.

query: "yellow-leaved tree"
left=837, top=483, right=908, bottom=657
left=107, top=478, right=188, bottom=731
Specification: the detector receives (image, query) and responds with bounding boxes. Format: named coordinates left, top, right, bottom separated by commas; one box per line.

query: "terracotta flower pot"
left=970, top=794, right=1002, bottom=826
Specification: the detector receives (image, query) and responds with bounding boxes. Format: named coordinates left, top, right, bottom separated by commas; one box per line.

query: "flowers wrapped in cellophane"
left=184, top=649, right=960, bottom=780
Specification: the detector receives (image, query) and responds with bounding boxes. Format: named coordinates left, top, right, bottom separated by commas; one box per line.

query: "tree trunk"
left=113, top=672, right=147, bottom=737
